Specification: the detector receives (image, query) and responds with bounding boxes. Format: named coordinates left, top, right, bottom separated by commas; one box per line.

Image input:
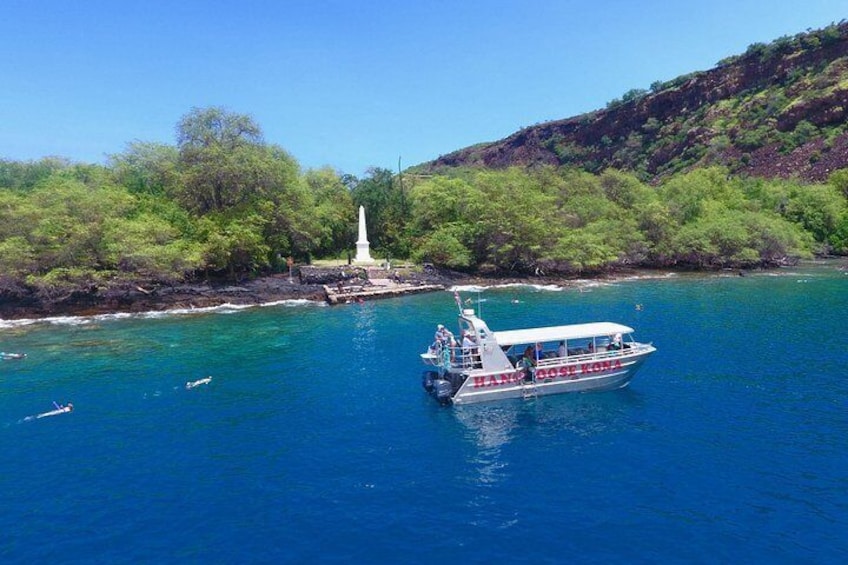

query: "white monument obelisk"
left=354, top=205, right=373, bottom=263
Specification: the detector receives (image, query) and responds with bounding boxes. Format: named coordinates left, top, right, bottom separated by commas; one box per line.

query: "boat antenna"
left=453, top=290, right=463, bottom=314
left=476, top=290, right=483, bottom=319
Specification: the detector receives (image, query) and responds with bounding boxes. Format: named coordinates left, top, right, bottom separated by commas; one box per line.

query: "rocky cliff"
left=423, top=22, right=848, bottom=183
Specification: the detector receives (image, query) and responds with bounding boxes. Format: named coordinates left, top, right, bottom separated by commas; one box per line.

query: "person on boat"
left=434, top=324, right=456, bottom=360
left=521, top=346, right=536, bottom=382
left=557, top=341, right=567, bottom=358
left=534, top=342, right=545, bottom=364
left=462, top=331, right=479, bottom=368
left=608, top=333, right=623, bottom=350
left=434, top=324, right=454, bottom=346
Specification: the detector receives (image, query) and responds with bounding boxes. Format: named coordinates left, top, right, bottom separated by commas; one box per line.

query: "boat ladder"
left=521, top=382, right=538, bottom=399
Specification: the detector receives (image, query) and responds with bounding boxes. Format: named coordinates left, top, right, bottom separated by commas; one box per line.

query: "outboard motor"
left=422, top=370, right=439, bottom=393
left=432, top=379, right=453, bottom=405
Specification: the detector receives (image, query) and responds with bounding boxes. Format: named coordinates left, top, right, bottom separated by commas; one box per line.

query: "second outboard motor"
left=422, top=370, right=439, bottom=392
left=433, top=379, right=453, bottom=405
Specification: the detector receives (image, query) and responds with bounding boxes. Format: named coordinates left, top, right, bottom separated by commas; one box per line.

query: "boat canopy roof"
left=492, top=322, right=634, bottom=347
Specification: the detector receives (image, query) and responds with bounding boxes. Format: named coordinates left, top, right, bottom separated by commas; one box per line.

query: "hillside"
left=421, top=22, right=848, bottom=183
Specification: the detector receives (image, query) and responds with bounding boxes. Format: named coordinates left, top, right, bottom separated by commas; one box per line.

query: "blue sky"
left=1, top=1, right=845, bottom=177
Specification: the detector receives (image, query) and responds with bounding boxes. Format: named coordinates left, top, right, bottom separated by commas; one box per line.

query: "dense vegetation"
left=405, top=165, right=847, bottom=272
left=1, top=106, right=846, bottom=304
left=0, top=108, right=350, bottom=299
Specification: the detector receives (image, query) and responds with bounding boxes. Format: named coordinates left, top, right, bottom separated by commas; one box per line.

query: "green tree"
left=659, top=167, right=746, bottom=224
left=174, top=107, right=320, bottom=269
left=108, top=141, right=180, bottom=197
left=27, top=174, right=134, bottom=272
left=408, top=176, right=484, bottom=233
left=408, top=175, right=486, bottom=268
left=621, top=88, right=648, bottom=103
left=0, top=157, right=71, bottom=191
left=250, top=146, right=319, bottom=263
left=198, top=214, right=271, bottom=277
left=472, top=168, right=556, bottom=271
left=668, top=210, right=810, bottom=267
left=411, top=226, right=472, bottom=269
left=304, top=167, right=356, bottom=258
left=0, top=190, right=35, bottom=242
left=828, top=168, right=848, bottom=200
left=176, top=106, right=266, bottom=214
left=0, top=236, right=36, bottom=277
left=550, top=218, right=645, bottom=272
left=745, top=212, right=813, bottom=263
left=829, top=214, right=848, bottom=253
left=783, top=182, right=846, bottom=244
left=351, top=167, right=411, bottom=258
left=101, top=213, right=204, bottom=281
left=634, top=199, right=677, bottom=263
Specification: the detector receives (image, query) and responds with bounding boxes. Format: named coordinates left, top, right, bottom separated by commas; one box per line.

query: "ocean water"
left=1, top=263, right=846, bottom=563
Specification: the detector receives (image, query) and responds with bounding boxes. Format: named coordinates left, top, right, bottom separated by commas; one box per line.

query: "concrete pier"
left=324, top=282, right=444, bottom=305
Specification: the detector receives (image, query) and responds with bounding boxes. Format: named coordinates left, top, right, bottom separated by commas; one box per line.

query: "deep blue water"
left=2, top=263, right=847, bottom=563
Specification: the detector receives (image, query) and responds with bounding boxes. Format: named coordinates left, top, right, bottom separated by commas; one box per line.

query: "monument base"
left=354, top=242, right=373, bottom=263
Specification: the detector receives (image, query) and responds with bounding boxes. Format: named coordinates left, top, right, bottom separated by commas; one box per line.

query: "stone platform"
left=324, top=282, right=444, bottom=305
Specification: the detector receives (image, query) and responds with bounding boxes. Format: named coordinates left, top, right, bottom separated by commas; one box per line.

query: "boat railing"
left=460, top=345, right=482, bottom=369
left=428, top=343, right=481, bottom=371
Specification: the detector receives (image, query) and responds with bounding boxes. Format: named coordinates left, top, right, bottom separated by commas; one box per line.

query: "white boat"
left=421, top=301, right=656, bottom=405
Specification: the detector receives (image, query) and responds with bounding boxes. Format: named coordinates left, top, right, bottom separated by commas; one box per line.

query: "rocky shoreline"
left=4, top=261, right=838, bottom=321
left=0, top=264, right=632, bottom=321
left=0, top=266, right=468, bottom=321
left=0, top=275, right=322, bottom=321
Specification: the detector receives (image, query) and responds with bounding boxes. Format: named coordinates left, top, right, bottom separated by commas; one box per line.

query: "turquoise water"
left=2, top=264, right=847, bottom=562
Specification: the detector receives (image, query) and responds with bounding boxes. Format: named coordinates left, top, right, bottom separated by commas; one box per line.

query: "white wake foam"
left=0, top=299, right=323, bottom=329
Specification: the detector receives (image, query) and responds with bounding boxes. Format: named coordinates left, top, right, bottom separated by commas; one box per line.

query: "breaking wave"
left=0, top=299, right=323, bottom=330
